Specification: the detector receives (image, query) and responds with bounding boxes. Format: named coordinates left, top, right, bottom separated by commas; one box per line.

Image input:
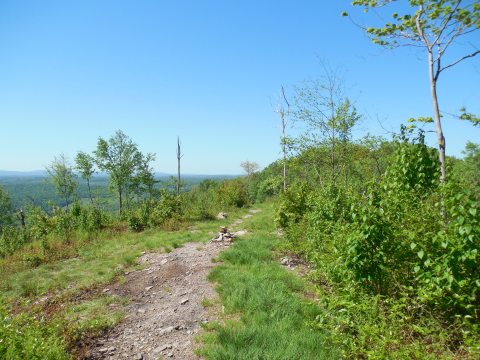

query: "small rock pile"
left=211, top=226, right=236, bottom=242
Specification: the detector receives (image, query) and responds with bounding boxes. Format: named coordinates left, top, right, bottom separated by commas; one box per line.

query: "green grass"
left=198, top=202, right=338, bottom=359
left=63, top=295, right=127, bottom=342
left=0, top=208, right=248, bottom=302
left=0, top=206, right=250, bottom=357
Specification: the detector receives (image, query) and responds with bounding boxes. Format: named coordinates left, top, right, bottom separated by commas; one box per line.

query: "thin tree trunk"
left=282, top=117, right=287, bottom=192
left=176, top=137, right=182, bottom=196
left=428, top=50, right=446, bottom=182
left=331, top=129, right=336, bottom=186
left=118, top=187, right=123, bottom=214
left=87, top=179, right=94, bottom=206
left=280, top=85, right=290, bottom=192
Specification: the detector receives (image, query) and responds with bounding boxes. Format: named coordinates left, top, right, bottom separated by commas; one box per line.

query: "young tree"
left=275, top=86, right=290, bottom=192
left=130, top=152, right=157, bottom=200
left=46, top=154, right=77, bottom=209
left=346, top=0, right=480, bottom=181
left=94, top=130, right=143, bottom=213
left=75, top=151, right=96, bottom=206
left=240, top=161, right=260, bottom=177
left=293, top=66, right=360, bottom=187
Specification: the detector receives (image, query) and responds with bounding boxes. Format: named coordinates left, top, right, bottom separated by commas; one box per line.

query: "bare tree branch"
left=440, top=50, right=480, bottom=73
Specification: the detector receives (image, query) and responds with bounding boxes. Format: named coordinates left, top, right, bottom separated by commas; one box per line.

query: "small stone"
left=281, top=257, right=289, bottom=265
left=167, top=353, right=174, bottom=358
left=102, top=288, right=110, bottom=293
left=107, top=346, right=116, bottom=352
left=216, top=212, right=228, bottom=219
left=180, top=298, right=189, bottom=305
left=161, top=259, right=168, bottom=265
left=134, top=354, right=144, bottom=360
left=145, top=286, right=153, bottom=291
left=99, top=348, right=108, bottom=353
left=137, top=309, right=145, bottom=314
left=163, top=326, right=174, bottom=334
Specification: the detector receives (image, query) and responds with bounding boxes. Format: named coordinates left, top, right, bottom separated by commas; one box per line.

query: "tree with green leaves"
left=130, top=152, right=157, bottom=200
left=46, top=154, right=77, bottom=209
left=94, top=130, right=155, bottom=213
left=453, top=141, right=480, bottom=189
left=346, top=0, right=480, bottom=182
left=293, top=66, right=361, bottom=187
left=75, top=151, right=96, bottom=206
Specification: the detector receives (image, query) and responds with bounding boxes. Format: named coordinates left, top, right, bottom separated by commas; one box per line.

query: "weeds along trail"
left=79, top=210, right=259, bottom=360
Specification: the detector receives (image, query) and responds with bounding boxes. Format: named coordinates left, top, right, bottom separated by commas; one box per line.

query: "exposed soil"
left=78, top=211, right=258, bottom=360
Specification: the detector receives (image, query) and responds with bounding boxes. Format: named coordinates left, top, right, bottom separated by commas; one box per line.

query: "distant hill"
left=0, top=171, right=240, bottom=210
left=0, top=170, right=48, bottom=177
left=0, top=170, right=239, bottom=179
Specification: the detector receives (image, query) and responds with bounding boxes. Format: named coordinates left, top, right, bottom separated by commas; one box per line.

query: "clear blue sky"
left=1, top=0, right=478, bottom=174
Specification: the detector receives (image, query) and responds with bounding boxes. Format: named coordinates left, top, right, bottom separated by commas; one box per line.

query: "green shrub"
left=127, top=214, right=144, bottom=232
left=0, top=304, right=69, bottom=359
left=149, top=190, right=183, bottom=226
left=183, top=187, right=217, bottom=220
left=27, top=206, right=55, bottom=241
left=216, top=179, right=250, bottom=208
left=275, top=182, right=312, bottom=230
left=415, top=184, right=480, bottom=322
left=124, top=190, right=183, bottom=231
left=0, top=226, right=30, bottom=258
left=255, top=175, right=283, bottom=202
left=277, top=127, right=479, bottom=354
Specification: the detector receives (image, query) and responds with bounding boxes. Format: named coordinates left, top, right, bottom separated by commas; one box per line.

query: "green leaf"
left=410, top=242, right=417, bottom=250
left=414, top=266, right=420, bottom=273
left=417, top=250, right=424, bottom=259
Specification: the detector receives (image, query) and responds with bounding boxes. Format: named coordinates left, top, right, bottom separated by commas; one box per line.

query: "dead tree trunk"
left=176, top=137, right=183, bottom=196
left=279, top=86, right=290, bottom=192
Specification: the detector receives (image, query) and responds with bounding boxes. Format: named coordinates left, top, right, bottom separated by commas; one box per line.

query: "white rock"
left=180, top=298, right=189, bottom=305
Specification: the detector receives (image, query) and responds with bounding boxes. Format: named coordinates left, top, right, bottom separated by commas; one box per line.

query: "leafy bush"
left=275, top=182, right=313, bottom=230
left=277, top=127, right=480, bottom=354
left=254, top=175, right=283, bottom=202
left=415, top=184, right=480, bottom=321
left=124, top=190, right=183, bottom=231
left=0, top=226, right=30, bottom=258
left=183, top=187, right=218, bottom=220
left=0, top=304, right=69, bottom=359
left=216, top=179, right=250, bottom=208
left=127, top=214, right=144, bottom=232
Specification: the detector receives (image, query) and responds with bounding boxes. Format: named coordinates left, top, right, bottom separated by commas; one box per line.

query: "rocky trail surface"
left=81, top=210, right=259, bottom=360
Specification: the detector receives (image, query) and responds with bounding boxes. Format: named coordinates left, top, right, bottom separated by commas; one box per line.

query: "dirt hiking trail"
left=80, top=209, right=260, bottom=360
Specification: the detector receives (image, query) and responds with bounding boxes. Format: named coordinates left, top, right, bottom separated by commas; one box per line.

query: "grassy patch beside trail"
left=199, top=202, right=338, bottom=359
left=0, top=209, right=247, bottom=302
left=0, top=207, right=249, bottom=359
